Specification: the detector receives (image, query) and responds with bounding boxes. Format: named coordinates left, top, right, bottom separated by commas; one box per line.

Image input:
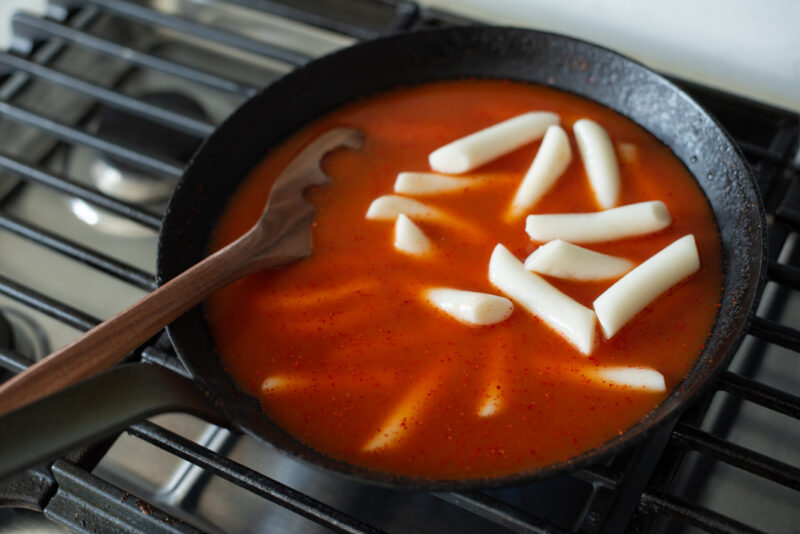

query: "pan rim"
left=158, top=25, right=767, bottom=490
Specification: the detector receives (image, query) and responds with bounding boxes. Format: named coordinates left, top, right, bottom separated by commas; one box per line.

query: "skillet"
left=0, top=26, right=766, bottom=489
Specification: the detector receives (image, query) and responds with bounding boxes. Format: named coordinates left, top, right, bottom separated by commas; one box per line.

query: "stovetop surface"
left=0, top=1, right=798, bottom=533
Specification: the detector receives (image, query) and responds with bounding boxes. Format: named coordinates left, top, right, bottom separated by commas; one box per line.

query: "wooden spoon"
left=0, top=127, right=364, bottom=416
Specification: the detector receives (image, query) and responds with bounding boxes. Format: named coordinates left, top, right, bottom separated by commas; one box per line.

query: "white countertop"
left=420, top=0, right=800, bottom=113
left=0, top=0, right=46, bottom=49
left=1, top=0, right=799, bottom=112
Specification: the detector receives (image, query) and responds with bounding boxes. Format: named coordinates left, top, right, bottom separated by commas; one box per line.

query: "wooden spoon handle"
left=0, top=128, right=361, bottom=417
left=0, top=232, right=255, bottom=416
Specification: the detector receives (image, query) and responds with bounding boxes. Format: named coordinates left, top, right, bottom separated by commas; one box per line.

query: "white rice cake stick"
left=394, top=214, right=433, bottom=256
left=429, top=111, right=560, bottom=174
left=478, top=378, right=502, bottom=417
left=367, top=194, right=486, bottom=240
left=574, top=119, right=621, bottom=209
left=507, top=125, right=572, bottom=220
left=363, top=371, right=439, bottom=451
left=525, top=200, right=672, bottom=244
left=262, top=371, right=393, bottom=394
left=263, top=279, right=380, bottom=310
left=548, top=361, right=666, bottom=393
left=425, top=287, right=513, bottom=326
left=616, top=142, right=639, bottom=165
left=523, top=240, right=634, bottom=281
left=365, top=195, right=444, bottom=221
left=488, top=244, right=597, bottom=355
left=394, top=172, right=483, bottom=195
left=262, top=375, right=312, bottom=393
left=592, top=367, right=666, bottom=392
left=477, top=334, right=509, bottom=417
left=593, top=234, right=700, bottom=338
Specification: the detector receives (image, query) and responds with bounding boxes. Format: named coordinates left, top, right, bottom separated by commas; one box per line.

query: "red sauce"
left=206, top=80, right=722, bottom=480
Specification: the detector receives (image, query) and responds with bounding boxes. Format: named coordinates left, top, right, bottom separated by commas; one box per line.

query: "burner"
left=0, top=307, right=50, bottom=380
left=0, top=310, right=14, bottom=351
left=69, top=92, right=208, bottom=236
left=1, top=308, right=50, bottom=362
left=91, top=92, right=206, bottom=202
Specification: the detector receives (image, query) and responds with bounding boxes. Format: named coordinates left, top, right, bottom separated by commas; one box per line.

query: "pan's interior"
left=158, top=26, right=765, bottom=489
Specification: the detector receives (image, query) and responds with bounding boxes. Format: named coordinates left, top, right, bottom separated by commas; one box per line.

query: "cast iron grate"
left=0, top=1, right=798, bottom=533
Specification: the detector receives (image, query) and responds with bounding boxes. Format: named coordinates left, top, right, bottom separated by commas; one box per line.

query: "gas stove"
left=0, top=1, right=799, bottom=533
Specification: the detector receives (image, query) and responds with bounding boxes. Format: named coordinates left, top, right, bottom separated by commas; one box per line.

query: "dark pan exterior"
left=157, top=26, right=766, bottom=489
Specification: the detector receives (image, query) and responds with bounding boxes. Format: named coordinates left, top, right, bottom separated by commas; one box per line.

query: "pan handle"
left=0, top=363, right=223, bottom=480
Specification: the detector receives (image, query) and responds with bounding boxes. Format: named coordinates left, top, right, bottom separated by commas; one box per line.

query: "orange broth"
left=206, top=80, right=722, bottom=480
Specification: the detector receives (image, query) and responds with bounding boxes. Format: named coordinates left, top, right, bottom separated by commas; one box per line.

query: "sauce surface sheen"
left=207, top=80, right=723, bottom=479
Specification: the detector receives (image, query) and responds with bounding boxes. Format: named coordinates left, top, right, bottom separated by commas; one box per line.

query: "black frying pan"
left=0, top=27, right=766, bottom=490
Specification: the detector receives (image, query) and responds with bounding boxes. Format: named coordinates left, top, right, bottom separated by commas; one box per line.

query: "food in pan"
left=524, top=200, right=672, bottom=243
left=573, top=118, right=621, bottom=209
left=206, top=79, right=722, bottom=479
left=429, top=111, right=558, bottom=174
left=507, top=124, right=572, bottom=220
left=593, top=235, right=701, bottom=338
left=425, top=288, right=514, bottom=326
left=523, top=239, right=634, bottom=281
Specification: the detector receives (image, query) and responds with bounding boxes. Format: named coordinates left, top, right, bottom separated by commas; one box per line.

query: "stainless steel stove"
left=0, top=1, right=798, bottom=533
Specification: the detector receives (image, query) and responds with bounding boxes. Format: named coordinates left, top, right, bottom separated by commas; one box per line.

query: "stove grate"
left=11, top=11, right=260, bottom=97
left=0, top=1, right=798, bottom=533
left=127, top=421, right=385, bottom=534
left=0, top=153, right=163, bottom=229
